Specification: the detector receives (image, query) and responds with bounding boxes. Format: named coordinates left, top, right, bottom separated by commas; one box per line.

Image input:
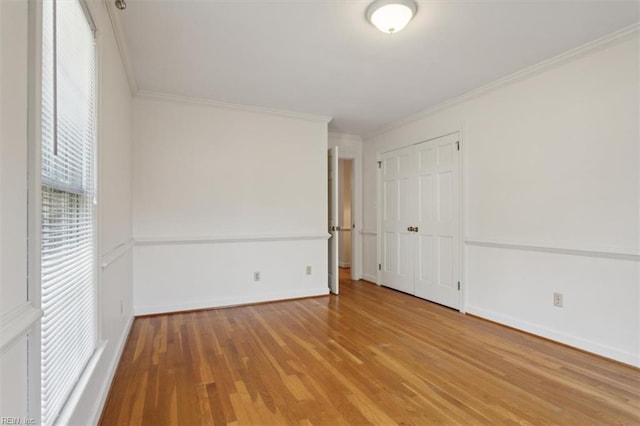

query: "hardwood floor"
left=100, top=269, right=640, bottom=425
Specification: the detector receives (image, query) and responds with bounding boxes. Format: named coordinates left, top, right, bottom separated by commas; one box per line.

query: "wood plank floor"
left=100, top=269, right=640, bottom=425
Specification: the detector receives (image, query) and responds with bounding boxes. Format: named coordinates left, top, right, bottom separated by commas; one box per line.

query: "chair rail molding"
left=1, top=302, right=43, bottom=353
left=101, top=238, right=134, bottom=270
left=134, top=233, right=331, bottom=246
left=465, top=238, right=640, bottom=262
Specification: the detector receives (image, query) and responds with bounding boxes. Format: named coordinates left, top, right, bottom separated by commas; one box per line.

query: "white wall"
left=364, top=30, right=640, bottom=366
left=1, top=0, right=135, bottom=423
left=328, top=133, right=364, bottom=280
left=1, top=0, right=31, bottom=420
left=133, top=94, right=330, bottom=314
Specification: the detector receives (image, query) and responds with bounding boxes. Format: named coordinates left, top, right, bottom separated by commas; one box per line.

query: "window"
left=40, top=0, right=97, bottom=424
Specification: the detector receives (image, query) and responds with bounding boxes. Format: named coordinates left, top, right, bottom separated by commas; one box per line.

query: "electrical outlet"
left=254, top=272, right=261, bottom=282
left=306, top=266, right=312, bottom=275
left=553, top=292, right=563, bottom=307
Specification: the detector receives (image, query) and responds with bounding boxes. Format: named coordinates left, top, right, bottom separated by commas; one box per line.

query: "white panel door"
left=380, top=146, right=415, bottom=294
left=328, top=146, right=339, bottom=294
left=414, top=133, right=460, bottom=309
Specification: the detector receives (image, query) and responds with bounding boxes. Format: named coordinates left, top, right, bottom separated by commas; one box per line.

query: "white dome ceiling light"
left=366, top=0, right=418, bottom=34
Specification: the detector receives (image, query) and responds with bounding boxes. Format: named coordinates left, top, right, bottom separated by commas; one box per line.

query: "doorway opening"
left=338, top=158, right=354, bottom=278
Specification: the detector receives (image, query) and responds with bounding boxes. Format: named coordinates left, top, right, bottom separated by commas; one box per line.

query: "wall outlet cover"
left=553, top=292, right=563, bottom=307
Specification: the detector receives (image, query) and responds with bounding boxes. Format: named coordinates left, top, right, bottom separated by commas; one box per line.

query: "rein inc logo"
left=1, top=418, right=35, bottom=425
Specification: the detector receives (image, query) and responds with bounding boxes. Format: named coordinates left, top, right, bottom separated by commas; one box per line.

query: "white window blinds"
left=40, top=0, right=97, bottom=424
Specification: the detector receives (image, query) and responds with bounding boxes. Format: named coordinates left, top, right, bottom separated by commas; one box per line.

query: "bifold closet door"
left=380, top=145, right=415, bottom=294
left=413, top=134, right=460, bottom=310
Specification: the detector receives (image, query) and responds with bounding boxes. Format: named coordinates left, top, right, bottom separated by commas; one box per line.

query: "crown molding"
left=367, top=23, right=640, bottom=140
left=136, top=90, right=333, bottom=124
left=104, top=0, right=138, bottom=96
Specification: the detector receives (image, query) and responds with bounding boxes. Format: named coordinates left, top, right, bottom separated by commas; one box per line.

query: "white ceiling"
left=118, top=0, right=639, bottom=136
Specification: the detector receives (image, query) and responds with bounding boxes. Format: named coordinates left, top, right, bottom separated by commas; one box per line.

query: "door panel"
left=438, top=171, right=453, bottom=223
left=413, top=133, right=460, bottom=309
left=418, top=174, right=433, bottom=224
left=380, top=146, right=415, bottom=293
left=383, top=231, right=397, bottom=273
left=418, top=146, right=436, bottom=169
left=417, top=234, right=434, bottom=284
left=398, top=178, right=410, bottom=223
left=383, top=181, right=396, bottom=221
left=383, top=155, right=398, bottom=178
left=399, top=153, right=413, bottom=175
left=438, top=142, right=454, bottom=165
left=382, top=229, right=414, bottom=294
left=438, top=236, right=454, bottom=287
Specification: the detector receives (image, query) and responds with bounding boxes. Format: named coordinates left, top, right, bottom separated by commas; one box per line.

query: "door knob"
left=414, top=227, right=419, bottom=232
left=407, top=226, right=414, bottom=232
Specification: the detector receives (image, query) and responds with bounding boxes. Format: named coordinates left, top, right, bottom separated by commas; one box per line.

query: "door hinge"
left=377, top=161, right=382, bottom=169
left=457, top=281, right=461, bottom=290
left=378, top=263, right=382, bottom=271
left=456, top=141, right=460, bottom=151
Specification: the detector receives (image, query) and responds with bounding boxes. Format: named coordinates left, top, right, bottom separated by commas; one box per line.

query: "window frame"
left=28, top=0, right=102, bottom=423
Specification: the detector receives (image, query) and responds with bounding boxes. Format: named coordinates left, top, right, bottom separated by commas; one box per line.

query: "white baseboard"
left=466, top=305, right=639, bottom=367
left=135, top=288, right=329, bottom=316
left=361, top=274, right=378, bottom=284
left=89, top=314, right=135, bottom=425
left=339, top=262, right=351, bottom=268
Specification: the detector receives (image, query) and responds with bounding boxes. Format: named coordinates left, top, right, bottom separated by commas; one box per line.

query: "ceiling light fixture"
left=366, top=0, right=417, bottom=34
